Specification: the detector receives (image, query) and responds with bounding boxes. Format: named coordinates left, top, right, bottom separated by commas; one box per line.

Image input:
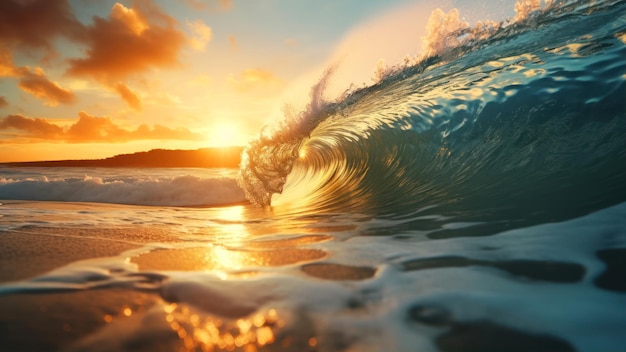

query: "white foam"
left=1, top=202, right=624, bottom=351
left=0, top=170, right=246, bottom=207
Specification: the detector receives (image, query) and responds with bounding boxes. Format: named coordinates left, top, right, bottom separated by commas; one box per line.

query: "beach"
left=1, top=199, right=625, bottom=351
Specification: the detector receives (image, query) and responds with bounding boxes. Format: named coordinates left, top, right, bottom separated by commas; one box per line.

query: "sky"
left=0, top=0, right=517, bottom=162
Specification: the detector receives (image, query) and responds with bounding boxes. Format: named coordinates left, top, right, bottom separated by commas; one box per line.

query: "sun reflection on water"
left=131, top=204, right=328, bottom=274
left=211, top=206, right=250, bottom=242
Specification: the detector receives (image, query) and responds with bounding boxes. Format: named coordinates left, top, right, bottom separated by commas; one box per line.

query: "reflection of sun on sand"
left=130, top=245, right=327, bottom=272
left=130, top=234, right=333, bottom=273
left=0, top=201, right=374, bottom=351
left=127, top=205, right=335, bottom=276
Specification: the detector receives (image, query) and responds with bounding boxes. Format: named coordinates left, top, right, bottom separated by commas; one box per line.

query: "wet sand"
left=0, top=289, right=162, bottom=352
left=0, top=217, right=347, bottom=351
left=0, top=229, right=140, bottom=283
left=1, top=201, right=612, bottom=351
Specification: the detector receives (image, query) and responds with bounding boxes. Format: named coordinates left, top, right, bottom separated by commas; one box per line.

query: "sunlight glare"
left=209, top=123, right=241, bottom=147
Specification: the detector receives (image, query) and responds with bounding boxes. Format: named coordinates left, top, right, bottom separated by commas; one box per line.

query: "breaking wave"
left=238, top=0, right=626, bottom=234
left=0, top=172, right=246, bottom=207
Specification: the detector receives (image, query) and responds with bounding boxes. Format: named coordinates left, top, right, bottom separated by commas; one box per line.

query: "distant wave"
left=238, top=0, right=626, bottom=234
left=0, top=175, right=247, bottom=207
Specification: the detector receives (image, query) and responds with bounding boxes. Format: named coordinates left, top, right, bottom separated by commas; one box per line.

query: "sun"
left=209, top=123, right=241, bottom=147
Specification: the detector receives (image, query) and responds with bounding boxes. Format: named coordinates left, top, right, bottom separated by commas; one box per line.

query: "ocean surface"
left=1, top=0, right=626, bottom=351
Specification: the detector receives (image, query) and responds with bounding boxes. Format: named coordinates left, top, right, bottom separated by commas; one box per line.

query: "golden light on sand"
left=122, top=306, right=133, bottom=317
left=130, top=242, right=326, bottom=275
left=129, top=205, right=327, bottom=276
left=161, top=303, right=281, bottom=351
left=210, top=206, right=250, bottom=278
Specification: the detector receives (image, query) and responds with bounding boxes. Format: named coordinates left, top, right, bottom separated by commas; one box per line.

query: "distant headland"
left=0, top=147, right=244, bottom=168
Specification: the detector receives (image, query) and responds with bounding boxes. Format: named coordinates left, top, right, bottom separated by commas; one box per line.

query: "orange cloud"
left=110, top=2, right=149, bottom=35
left=66, top=111, right=131, bottom=142
left=182, top=0, right=233, bottom=11
left=0, top=1, right=81, bottom=106
left=66, top=1, right=186, bottom=82
left=229, top=68, right=283, bottom=93
left=0, top=0, right=83, bottom=50
left=1, top=46, right=77, bottom=106
left=0, top=49, right=16, bottom=77
left=0, top=96, right=8, bottom=108
left=114, top=82, right=142, bottom=111
left=17, top=67, right=76, bottom=106
left=0, top=111, right=203, bottom=143
left=0, top=50, right=76, bottom=106
left=0, top=114, right=64, bottom=139
left=188, top=19, right=213, bottom=51
left=68, top=111, right=203, bottom=142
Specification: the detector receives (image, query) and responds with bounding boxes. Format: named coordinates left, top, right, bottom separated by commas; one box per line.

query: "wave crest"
left=237, top=0, right=626, bottom=235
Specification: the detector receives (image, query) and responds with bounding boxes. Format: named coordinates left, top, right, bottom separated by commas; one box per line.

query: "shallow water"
left=0, top=199, right=625, bottom=351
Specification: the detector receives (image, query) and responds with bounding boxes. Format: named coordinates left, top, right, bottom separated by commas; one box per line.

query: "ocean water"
left=1, top=0, right=626, bottom=351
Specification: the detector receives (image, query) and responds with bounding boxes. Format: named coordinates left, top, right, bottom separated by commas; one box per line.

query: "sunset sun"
left=209, top=123, right=242, bottom=147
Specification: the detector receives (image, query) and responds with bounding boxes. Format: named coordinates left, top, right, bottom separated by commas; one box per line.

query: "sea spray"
left=237, top=0, right=626, bottom=228
left=237, top=67, right=338, bottom=206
